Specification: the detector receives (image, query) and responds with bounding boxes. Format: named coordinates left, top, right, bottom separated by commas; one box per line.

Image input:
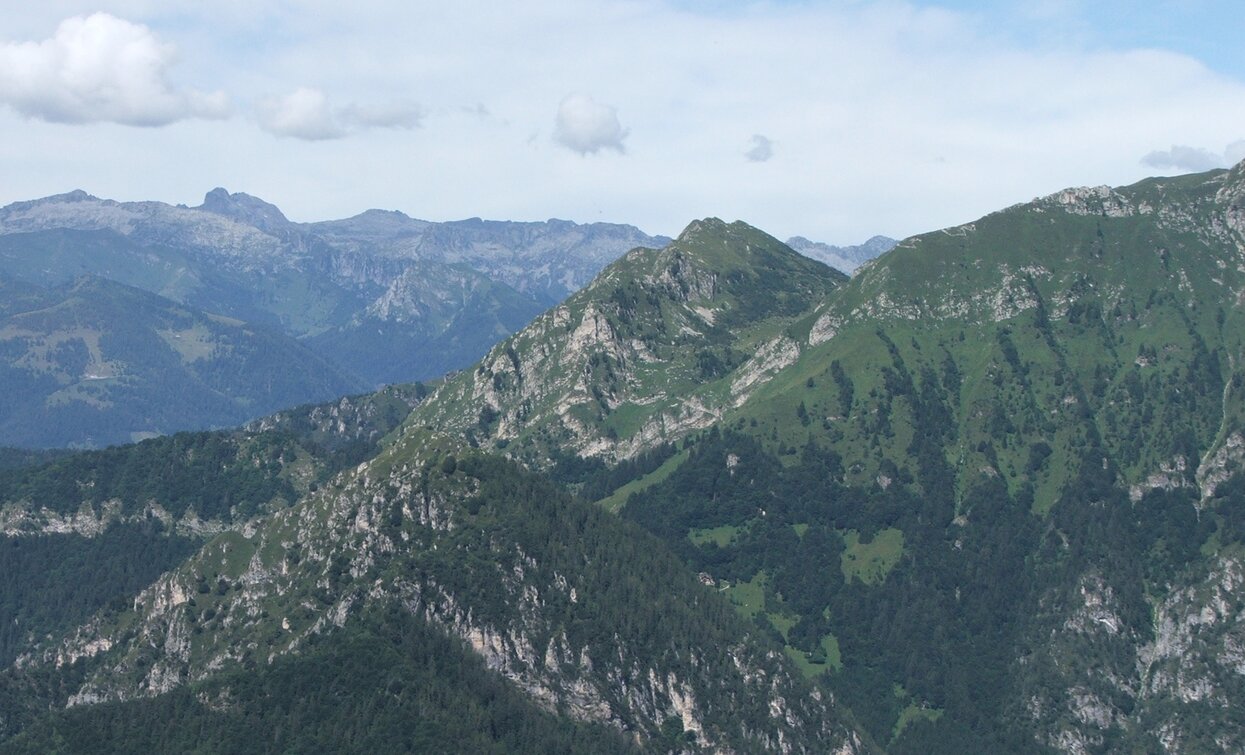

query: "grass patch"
left=841, top=528, right=904, bottom=585
left=595, top=449, right=687, bottom=513
left=767, top=612, right=795, bottom=639
left=689, top=524, right=742, bottom=547
left=783, top=634, right=843, bottom=678
left=791, top=523, right=809, bottom=538
left=724, top=571, right=767, bottom=619
left=893, top=703, right=943, bottom=741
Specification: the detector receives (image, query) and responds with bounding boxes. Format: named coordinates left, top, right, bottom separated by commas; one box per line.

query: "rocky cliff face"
left=21, top=429, right=865, bottom=752
left=308, top=213, right=672, bottom=306
left=413, top=218, right=844, bottom=465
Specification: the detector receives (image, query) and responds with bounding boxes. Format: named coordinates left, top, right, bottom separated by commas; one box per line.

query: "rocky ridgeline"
left=415, top=218, right=844, bottom=464
left=25, top=429, right=863, bottom=753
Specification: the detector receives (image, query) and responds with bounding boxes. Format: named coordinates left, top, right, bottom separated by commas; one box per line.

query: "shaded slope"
left=0, top=277, right=365, bottom=447
left=4, top=607, right=636, bottom=755
left=0, top=386, right=424, bottom=672
left=9, top=429, right=866, bottom=753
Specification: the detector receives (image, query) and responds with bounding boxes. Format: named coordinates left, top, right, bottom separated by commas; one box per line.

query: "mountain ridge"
left=0, top=189, right=670, bottom=442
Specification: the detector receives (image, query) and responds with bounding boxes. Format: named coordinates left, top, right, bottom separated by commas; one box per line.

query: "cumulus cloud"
left=256, top=87, right=422, bottom=140
left=745, top=134, right=774, bottom=162
left=553, top=93, right=627, bottom=155
left=0, top=13, right=228, bottom=126
left=1142, top=140, right=1245, bottom=172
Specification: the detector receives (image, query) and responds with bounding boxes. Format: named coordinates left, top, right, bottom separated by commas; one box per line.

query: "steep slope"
left=6, top=427, right=867, bottom=753
left=0, top=385, right=424, bottom=669
left=306, top=262, right=544, bottom=385
left=0, top=276, right=365, bottom=447
left=611, top=162, right=1245, bottom=752
left=399, top=163, right=1245, bottom=752
left=4, top=608, right=638, bottom=754
left=415, top=218, right=845, bottom=466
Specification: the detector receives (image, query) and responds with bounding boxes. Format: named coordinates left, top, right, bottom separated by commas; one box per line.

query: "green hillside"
left=3, top=427, right=864, bottom=752
left=0, top=276, right=366, bottom=447
left=416, top=218, right=844, bottom=468
left=0, top=386, right=422, bottom=673
left=610, top=164, right=1245, bottom=751
left=401, top=162, right=1245, bottom=752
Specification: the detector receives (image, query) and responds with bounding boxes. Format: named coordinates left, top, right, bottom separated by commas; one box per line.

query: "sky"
left=0, top=1, right=1242, bottom=245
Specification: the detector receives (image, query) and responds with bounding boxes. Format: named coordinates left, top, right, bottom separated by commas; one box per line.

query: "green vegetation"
left=593, top=448, right=687, bottom=513
left=416, top=218, right=846, bottom=467
left=840, top=528, right=903, bottom=584
left=893, top=703, right=943, bottom=741
left=4, top=607, right=636, bottom=755
left=0, top=276, right=364, bottom=448
left=725, top=571, right=768, bottom=618
left=1, top=433, right=855, bottom=752
left=689, top=523, right=743, bottom=547
left=0, top=523, right=200, bottom=666
left=8, top=165, right=1245, bottom=752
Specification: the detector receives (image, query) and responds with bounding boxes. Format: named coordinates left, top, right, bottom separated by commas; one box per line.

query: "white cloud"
left=256, top=87, right=422, bottom=140
left=256, top=87, right=344, bottom=140
left=1142, top=141, right=1245, bottom=172
left=3, top=2, right=1245, bottom=243
left=745, top=134, right=774, bottom=162
left=0, top=12, right=228, bottom=126
left=553, top=93, right=627, bottom=155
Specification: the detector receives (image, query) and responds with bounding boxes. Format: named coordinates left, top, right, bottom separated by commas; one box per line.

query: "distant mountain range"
left=0, top=190, right=672, bottom=446
left=785, top=235, right=897, bottom=274
left=0, top=188, right=887, bottom=448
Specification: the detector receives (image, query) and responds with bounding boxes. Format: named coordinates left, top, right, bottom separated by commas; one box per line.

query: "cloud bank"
left=553, top=93, right=627, bottom=155
left=0, top=13, right=228, bottom=126
left=1142, top=141, right=1245, bottom=172
left=256, top=87, right=422, bottom=140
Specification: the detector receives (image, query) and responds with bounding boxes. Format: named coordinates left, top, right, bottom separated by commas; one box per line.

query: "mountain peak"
left=48, top=189, right=98, bottom=204
left=199, top=187, right=290, bottom=232
left=675, top=216, right=730, bottom=242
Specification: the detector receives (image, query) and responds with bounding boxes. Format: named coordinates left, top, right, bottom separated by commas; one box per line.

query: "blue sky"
left=0, top=1, right=1241, bottom=244
left=942, top=0, right=1243, bottom=77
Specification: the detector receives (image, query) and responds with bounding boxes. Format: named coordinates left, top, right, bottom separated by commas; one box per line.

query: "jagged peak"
left=198, top=187, right=290, bottom=231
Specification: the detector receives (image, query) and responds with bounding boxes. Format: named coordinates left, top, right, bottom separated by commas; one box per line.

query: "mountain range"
left=0, top=188, right=892, bottom=449
left=5, top=161, right=1243, bottom=752
left=0, top=190, right=672, bottom=446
